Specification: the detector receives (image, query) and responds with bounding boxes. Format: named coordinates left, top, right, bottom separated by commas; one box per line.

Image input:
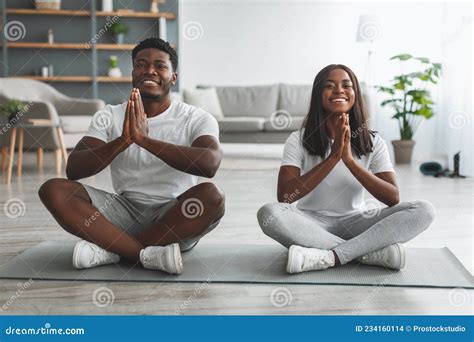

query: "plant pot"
left=392, top=140, right=415, bottom=164
left=108, top=67, right=122, bottom=78
left=114, top=33, right=124, bottom=44
left=8, top=112, right=20, bottom=124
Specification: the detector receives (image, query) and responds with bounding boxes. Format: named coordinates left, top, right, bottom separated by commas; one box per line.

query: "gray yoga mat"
left=0, top=241, right=472, bottom=289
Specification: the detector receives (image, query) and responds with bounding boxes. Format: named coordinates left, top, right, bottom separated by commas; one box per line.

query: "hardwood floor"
left=0, top=151, right=472, bottom=315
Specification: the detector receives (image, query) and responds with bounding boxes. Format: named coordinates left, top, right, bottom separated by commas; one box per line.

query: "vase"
left=108, top=67, right=122, bottom=78
left=392, top=140, right=416, bottom=164
left=7, top=112, right=19, bottom=125
left=115, top=33, right=124, bottom=44
left=102, top=0, right=113, bottom=12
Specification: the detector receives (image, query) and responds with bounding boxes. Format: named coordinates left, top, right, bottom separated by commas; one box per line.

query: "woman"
left=257, top=64, right=435, bottom=274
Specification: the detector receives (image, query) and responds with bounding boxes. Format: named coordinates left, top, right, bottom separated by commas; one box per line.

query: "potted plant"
left=107, top=55, right=122, bottom=78
left=0, top=99, right=27, bottom=125
left=110, top=21, right=129, bottom=44
left=375, top=54, right=441, bottom=164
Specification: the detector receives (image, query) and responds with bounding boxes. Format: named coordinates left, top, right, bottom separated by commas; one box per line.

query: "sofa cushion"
left=263, top=115, right=305, bottom=132
left=218, top=117, right=265, bottom=132
left=183, top=88, right=224, bottom=120
left=278, top=84, right=312, bottom=116
left=60, top=115, right=92, bottom=134
left=200, top=84, right=279, bottom=118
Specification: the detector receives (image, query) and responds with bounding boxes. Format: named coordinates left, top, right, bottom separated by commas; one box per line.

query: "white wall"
left=179, top=0, right=473, bottom=174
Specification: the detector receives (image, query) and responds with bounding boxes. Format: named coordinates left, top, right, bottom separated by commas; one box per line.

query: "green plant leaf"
left=391, top=53, right=412, bottom=61
left=381, top=99, right=402, bottom=106
left=415, top=57, right=430, bottom=63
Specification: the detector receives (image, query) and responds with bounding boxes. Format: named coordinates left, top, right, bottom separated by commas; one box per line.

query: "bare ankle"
left=332, top=250, right=341, bottom=266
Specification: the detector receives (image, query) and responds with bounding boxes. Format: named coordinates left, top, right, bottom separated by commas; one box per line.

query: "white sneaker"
left=357, top=243, right=406, bottom=270
left=72, top=240, right=120, bottom=269
left=140, top=243, right=182, bottom=275
left=287, top=245, right=335, bottom=274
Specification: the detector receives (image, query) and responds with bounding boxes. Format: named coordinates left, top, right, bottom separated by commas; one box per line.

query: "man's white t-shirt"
left=86, top=100, right=219, bottom=205
left=281, top=130, right=394, bottom=217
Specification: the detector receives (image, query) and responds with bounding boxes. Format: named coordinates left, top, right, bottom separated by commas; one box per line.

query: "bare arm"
left=341, top=115, right=400, bottom=206
left=277, top=156, right=340, bottom=203
left=129, top=90, right=222, bottom=178
left=137, top=135, right=223, bottom=178
left=66, top=136, right=129, bottom=180
left=66, top=98, right=134, bottom=181
left=344, top=161, right=400, bottom=206
left=277, top=115, right=348, bottom=203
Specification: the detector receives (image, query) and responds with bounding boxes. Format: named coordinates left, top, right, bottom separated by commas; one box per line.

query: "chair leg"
left=1, top=147, right=8, bottom=172
left=37, top=147, right=43, bottom=170
left=17, top=128, right=24, bottom=176
left=6, top=128, right=17, bottom=185
left=54, top=149, right=62, bottom=175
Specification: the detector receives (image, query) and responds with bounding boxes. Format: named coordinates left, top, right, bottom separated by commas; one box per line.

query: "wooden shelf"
left=6, top=42, right=90, bottom=49
left=15, top=76, right=92, bottom=82
left=6, top=8, right=89, bottom=16
left=14, top=76, right=132, bottom=83
left=97, top=76, right=132, bottom=83
left=6, top=42, right=136, bottom=50
left=96, top=44, right=135, bottom=50
left=6, top=8, right=176, bottom=19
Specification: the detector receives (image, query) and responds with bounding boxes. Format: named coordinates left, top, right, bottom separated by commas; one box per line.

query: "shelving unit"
left=14, top=76, right=132, bottom=83
left=5, top=42, right=137, bottom=50
left=1, top=0, right=177, bottom=101
left=6, top=8, right=176, bottom=19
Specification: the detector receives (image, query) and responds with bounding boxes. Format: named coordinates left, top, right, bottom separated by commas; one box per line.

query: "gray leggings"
left=257, top=200, right=435, bottom=265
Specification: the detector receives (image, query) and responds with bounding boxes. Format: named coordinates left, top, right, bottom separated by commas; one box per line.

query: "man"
left=39, top=38, right=225, bottom=275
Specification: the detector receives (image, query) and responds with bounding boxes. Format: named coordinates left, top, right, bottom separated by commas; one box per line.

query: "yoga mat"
left=0, top=241, right=472, bottom=289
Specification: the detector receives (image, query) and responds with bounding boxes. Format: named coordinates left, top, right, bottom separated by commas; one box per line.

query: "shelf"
left=6, top=42, right=90, bottom=49
left=6, top=9, right=89, bottom=16
left=15, top=76, right=92, bottom=82
left=96, top=44, right=135, bottom=50
left=6, top=8, right=176, bottom=19
left=5, top=42, right=136, bottom=50
left=97, top=76, right=132, bottom=83
left=14, top=76, right=132, bottom=83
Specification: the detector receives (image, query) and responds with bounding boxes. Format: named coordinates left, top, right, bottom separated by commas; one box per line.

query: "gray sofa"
left=0, top=78, right=105, bottom=150
left=200, top=84, right=312, bottom=143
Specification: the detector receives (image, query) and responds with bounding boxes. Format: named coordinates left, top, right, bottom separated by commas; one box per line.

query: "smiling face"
left=131, top=48, right=177, bottom=100
left=321, top=68, right=356, bottom=115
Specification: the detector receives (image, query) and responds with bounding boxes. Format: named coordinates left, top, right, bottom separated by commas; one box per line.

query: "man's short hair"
left=132, top=38, right=178, bottom=71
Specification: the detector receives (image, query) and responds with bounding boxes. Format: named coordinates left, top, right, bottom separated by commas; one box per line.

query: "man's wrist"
left=116, top=136, right=131, bottom=150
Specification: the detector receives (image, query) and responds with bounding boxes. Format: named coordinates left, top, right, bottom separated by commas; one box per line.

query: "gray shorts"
left=81, top=184, right=220, bottom=252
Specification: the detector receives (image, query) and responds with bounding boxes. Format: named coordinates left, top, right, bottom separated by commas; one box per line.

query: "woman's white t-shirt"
left=86, top=100, right=219, bottom=205
left=281, top=130, right=394, bottom=217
